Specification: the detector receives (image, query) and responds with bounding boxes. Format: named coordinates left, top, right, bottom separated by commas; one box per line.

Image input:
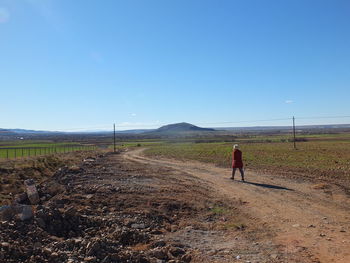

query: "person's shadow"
left=237, top=180, right=293, bottom=191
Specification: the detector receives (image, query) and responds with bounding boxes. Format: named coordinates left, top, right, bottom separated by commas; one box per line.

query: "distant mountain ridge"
left=150, top=122, right=215, bottom=134
left=1, top=123, right=350, bottom=140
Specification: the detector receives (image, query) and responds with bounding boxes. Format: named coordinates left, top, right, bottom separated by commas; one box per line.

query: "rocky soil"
left=0, top=150, right=316, bottom=262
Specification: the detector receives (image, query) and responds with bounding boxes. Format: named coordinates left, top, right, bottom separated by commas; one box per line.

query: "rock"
left=320, top=233, right=326, bottom=237
left=308, top=224, right=316, bottom=228
left=24, top=179, right=40, bottom=205
left=236, top=255, right=241, bottom=259
left=33, top=242, right=42, bottom=249
left=43, top=247, right=52, bottom=254
left=150, top=230, right=163, bottom=235
left=185, top=226, right=193, bottom=232
left=83, top=158, right=96, bottom=163
left=0, top=204, right=33, bottom=221
left=45, top=182, right=65, bottom=197
left=84, top=256, right=96, bottom=262
left=0, top=205, right=15, bottom=221
left=16, top=205, right=34, bottom=221
left=131, top=223, right=146, bottom=229
left=169, top=247, right=185, bottom=257
left=150, top=248, right=168, bottom=260
left=36, top=218, right=46, bottom=228
left=292, top=224, right=300, bottom=228
left=14, top=192, right=28, bottom=204
left=69, top=165, right=81, bottom=173
left=65, top=207, right=77, bottom=217
left=270, top=254, right=278, bottom=259
left=152, top=240, right=166, bottom=248
left=181, top=254, right=192, bottom=263
left=170, top=225, right=178, bottom=232
left=86, top=241, right=100, bottom=256
left=73, top=238, right=83, bottom=244
left=1, top=242, right=10, bottom=248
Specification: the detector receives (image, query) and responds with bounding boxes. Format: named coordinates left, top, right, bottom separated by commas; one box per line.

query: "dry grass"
left=144, top=139, right=350, bottom=181
left=0, top=150, right=102, bottom=205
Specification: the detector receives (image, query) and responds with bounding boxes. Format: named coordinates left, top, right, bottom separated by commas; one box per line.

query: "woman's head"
left=233, top=144, right=239, bottom=149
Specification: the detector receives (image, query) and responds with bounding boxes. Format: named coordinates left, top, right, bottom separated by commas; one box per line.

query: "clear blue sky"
left=1, top=0, right=349, bottom=131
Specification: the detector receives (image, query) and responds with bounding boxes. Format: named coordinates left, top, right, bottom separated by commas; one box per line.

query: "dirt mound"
left=0, top=153, right=213, bottom=262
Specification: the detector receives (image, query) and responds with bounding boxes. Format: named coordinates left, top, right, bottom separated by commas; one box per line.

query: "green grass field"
left=144, top=138, right=350, bottom=180
left=0, top=141, right=96, bottom=159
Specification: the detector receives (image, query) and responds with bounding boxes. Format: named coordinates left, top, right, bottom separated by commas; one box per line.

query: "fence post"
left=114, top=123, right=116, bottom=153
left=293, top=116, right=296, bottom=150
left=7, top=149, right=9, bottom=159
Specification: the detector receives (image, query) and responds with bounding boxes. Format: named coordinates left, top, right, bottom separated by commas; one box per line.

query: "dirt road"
left=125, top=148, right=350, bottom=263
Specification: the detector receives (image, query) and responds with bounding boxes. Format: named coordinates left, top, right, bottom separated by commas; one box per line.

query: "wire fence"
left=0, top=145, right=97, bottom=159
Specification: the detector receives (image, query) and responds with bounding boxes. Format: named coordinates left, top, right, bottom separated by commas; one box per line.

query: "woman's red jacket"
left=232, top=149, right=243, bottom=168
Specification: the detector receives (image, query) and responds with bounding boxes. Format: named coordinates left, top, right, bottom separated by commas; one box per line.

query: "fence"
left=0, top=145, right=97, bottom=159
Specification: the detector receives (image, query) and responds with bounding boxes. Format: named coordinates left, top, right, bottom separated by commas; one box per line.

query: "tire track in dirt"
left=124, top=149, right=350, bottom=263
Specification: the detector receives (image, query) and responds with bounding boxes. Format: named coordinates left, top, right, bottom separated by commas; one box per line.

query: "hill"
left=150, top=122, right=215, bottom=134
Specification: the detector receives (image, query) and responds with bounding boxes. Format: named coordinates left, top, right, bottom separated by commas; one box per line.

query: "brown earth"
left=0, top=150, right=310, bottom=263
left=1, top=149, right=349, bottom=262
left=124, top=148, right=350, bottom=263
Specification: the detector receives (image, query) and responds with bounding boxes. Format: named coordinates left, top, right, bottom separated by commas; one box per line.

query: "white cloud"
left=131, top=113, right=137, bottom=117
left=285, top=100, right=294, bottom=104
left=0, top=8, right=10, bottom=23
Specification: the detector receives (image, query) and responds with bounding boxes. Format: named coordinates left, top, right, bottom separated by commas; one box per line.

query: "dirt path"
left=124, top=149, right=350, bottom=263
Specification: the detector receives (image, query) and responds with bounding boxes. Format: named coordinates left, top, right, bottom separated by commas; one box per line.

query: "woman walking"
left=231, top=144, right=245, bottom=181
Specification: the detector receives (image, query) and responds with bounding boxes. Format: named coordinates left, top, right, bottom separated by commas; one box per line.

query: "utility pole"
left=113, top=123, right=116, bottom=153
left=293, top=116, right=296, bottom=150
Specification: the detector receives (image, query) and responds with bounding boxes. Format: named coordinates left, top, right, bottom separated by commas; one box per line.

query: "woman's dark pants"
left=232, top=168, right=245, bottom=181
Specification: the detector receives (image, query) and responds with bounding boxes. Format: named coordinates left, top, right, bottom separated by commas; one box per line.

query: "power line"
left=296, top=115, right=350, bottom=120
left=28, top=114, right=350, bottom=131
left=194, top=118, right=292, bottom=126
